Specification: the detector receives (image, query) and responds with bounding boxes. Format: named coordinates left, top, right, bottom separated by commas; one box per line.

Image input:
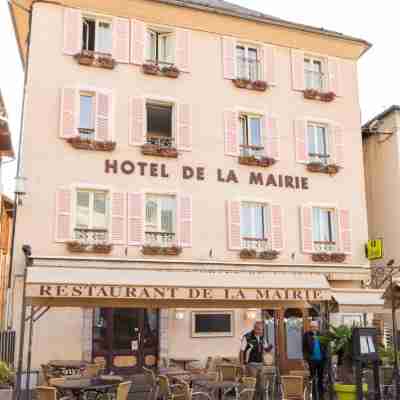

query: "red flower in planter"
left=161, top=65, right=180, bottom=78
left=251, top=80, right=268, bottom=91
left=142, top=63, right=160, bottom=75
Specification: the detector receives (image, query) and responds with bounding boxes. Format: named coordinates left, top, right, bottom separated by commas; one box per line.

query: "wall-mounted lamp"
left=14, top=176, right=27, bottom=206
left=245, top=309, right=258, bottom=321
left=175, top=309, right=185, bottom=320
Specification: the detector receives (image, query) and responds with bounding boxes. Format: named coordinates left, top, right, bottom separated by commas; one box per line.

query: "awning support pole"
left=25, top=306, right=35, bottom=400
left=324, top=301, right=335, bottom=400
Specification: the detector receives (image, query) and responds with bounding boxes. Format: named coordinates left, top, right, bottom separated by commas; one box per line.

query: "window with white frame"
left=75, top=190, right=109, bottom=243
left=147, top=28, right=174, bottom=65
left=239, top=114, right=263, bottom=157
left=146, top=101, right=174, bottom=148
left=82, top=16, right=112, bottom=54
left=304, top=57, right=324, bottom=91
left=241, top=202, right=270, bottom=251
left=145, top=194, right=176, bottom=246
left=236, top=44, right=260, bottom=81
left=312, top=207, right=336, bottom=252
left=79, top=91, right=95, bottom=139
left=307, top=123, right=329, bottom=164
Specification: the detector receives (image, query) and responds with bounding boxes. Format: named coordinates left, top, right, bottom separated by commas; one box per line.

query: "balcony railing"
left=240, top=144, right=264, bottom=158
left=236, top=57, right=261, bottom=81
left=146, top=136, right=175, bottom=149
left=241, top=237, right=271, bottom=251
left=314, top=240, right=336, bottom=253
left=145, top=231, right=176, bottom=247
left=74, top=228, right=109, bottom=245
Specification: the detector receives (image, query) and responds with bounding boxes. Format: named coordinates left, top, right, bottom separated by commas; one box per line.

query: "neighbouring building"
left=9, top=0, right=379, bottom=376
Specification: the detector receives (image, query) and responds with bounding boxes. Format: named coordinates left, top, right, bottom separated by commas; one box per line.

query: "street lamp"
left=14, top=176, right=27, bottom=206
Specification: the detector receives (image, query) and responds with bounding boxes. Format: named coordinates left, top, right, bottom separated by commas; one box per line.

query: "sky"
left=0, top=0, right=399, bottom=195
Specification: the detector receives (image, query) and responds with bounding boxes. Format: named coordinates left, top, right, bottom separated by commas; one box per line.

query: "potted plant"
left=161, top=65, right=180, bottom=78
left=239, top=248, right=257, bottom=259
left=163, top=246, right=182, bottom=256
left=0, top=362, right=14, bottom=400
left=142, top=245, right=162, bottom=255
left=66, top=240, right=88, bottom=253
left=251, top=80, right=268, bottom=91
left=259, top=250, right=279, bottom=260
left=233, top=78, right=251, bottom=89
left=321, top=91, right=336, bottom=102
left=325, top=164, right=341, bottom=175
left=321, top=326, right=367, bottom=400
left=307, top=161, right=324, bottom=173
left=92, top=243, right=113, bottom=254
left=97, top=55, right=115, bottom=70
left=331, top=253, right=346, bottom=263
left=303, top=89, right=319, bottom=100
left=312, top=252, right=332, bottom=262
left=74, top=50, right=95, bottom=66
left=142, top=63, right=160, bottom=75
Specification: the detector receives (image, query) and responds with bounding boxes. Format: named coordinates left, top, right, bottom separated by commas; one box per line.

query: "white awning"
left=331, top=289, right=385, bottom=313
left=26, top=266, right=331, bottom=308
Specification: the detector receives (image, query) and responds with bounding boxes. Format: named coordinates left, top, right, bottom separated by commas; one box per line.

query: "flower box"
left=74, top=50, right=95, bottom=66
left=161, top=65, right=180, bottom=78
left=232, top=79, right=268, bottom=92
left=142, top=245, right=182, bottom=256
left=142, top=63, right=160, bottom=75
left=162, top=246, right=182, bottom=256
left=312, top=252, right=346, bottom=263
left=97, top=56, right=115, bottom=70
left=141, top=144, right=178, bottom=158
left=67, top=137, right=116, bottom=152
left=239, top=249, right=257, bottom=259
left=331, top=253, right=346, bottom=263
left=252, top=80, right=268, bottom=91
left=239, top=156, right=276, bottom=168
left=233, top=79, right=251, bottom=89
left=92, top=244, right=113, bottom=254
left=303, top=89, right=336, bottom=102
left=143, top=63, right=181, bottom=78
left=66, top=241, right=113, bottom=254
left=325, top=164, right=341, bottom=175
left=306, top=162, right=340, bottom=175
left=259, top=250, right=279, bottom=260
left=66, top=241, right=88, bottom=253
left=307, top=162, right=325, bottom=173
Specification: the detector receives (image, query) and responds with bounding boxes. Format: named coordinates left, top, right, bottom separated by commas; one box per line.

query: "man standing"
left=303, top=321, right=327, bottom=400
left=240, top=321, right=273, bottom=377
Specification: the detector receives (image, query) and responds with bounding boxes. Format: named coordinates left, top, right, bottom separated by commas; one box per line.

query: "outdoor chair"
left=217, top=364, right=242, bottom=382
left=239, top=377, right=256, bottom=400
left=82, top=363, right=101, bottom=378
left=36, top=386, right=72, bottom=400
left=116, top=381, right=132, bottom=400
left=159, top=376, right=211, bottom=400
left=380, top=365, right=394, bottom=398
left=143, top=367, right=159, bottom=400
left=188, top=357, right=213, bottom=374
left=281, top=375, right=305, bottom=400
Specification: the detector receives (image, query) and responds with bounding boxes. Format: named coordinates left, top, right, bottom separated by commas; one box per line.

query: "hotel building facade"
left=9, top=0, right=375, bottom=375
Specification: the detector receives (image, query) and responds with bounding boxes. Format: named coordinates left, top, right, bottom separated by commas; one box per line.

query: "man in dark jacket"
left=303, top=321, right=327, bottom=400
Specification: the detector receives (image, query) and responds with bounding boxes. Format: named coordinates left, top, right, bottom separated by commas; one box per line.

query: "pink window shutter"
left=263, top=45, right=276, bottom=85
left=291, top=50, right=305, bottom=91
left=179, top=196, right=192, bottom=248
left=328, top=58, right=342, bottom=96
left=112, top=17, right=130, bottom=64
left=63, top=8, right=82, bottom=55
left=301, top=206, right=313, bottom=253
left=334, top=125, right=345, bottom=168
left=264, top=116, right=280, bottom=160
left=96, top=91, right=112, bottom=142
left=270, top=205, right=283, bottom=251
left=222, top=37, right=236, bottom=80
left=224, top=110, right=239, bottom=156
left=55, top=189, right=72, bottom=242
left=177, top=103, right=192, bottom=151
left=130, top=19, right=146, bottom=65
left=227, top=200, right=241, bottom=250
left=129, top=97, right=146, bottom=146
left=175, top=29, right=191, bottom=72
left=294, top=119, right=308, bottom=163
left=111, top=192, right=126, bottom=245
left=127, top=192, right=144, bottom=246
left=339, top=209, right=352, bottom=254
left=60, top=88, right=77, bottom=139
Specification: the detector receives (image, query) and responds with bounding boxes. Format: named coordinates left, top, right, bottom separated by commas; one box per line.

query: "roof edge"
left=362, top=105, right=400, bottom=135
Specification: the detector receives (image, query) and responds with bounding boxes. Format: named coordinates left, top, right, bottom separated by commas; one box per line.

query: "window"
left=82, top=16, right=112, bottom=54
left=145, top=194, right=176, bottom=246
left=191, top=311, right=234, bottom=337
left=307, top=123, right=329, bottom=164
left=146, top=102, right=174, bottom=148
left=312, top=207, right=336, bottom=252
left=147, top=28, right=174, bottom=65
left=236, top=44, right=260, bottom=81
left=241, top=202, right=270, bottom=250
left=79, top=92, right=95, bottom=139
left=239, top=114, right=263, bottom=157
left=304, top=57, right=324, bottom=90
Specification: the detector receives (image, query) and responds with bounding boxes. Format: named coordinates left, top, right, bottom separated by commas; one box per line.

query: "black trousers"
left=308, top=360, right=325, bottom=400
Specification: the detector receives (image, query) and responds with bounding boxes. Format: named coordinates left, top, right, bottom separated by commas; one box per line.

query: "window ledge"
left=142, top=245, right=182, bottom=256
left=311, top=252, right=346, bottom=263
left=67, top=137, right=116, bottom=152
left=74, top=51, right=115, bottom=70
left=239, top=156, right=276, bottom=168
left=303, top=89, right=336, bottom=102
left=142, top=63, right=180, bottom=79
left=232, top=79, right=268, bottom=92
left=66, top=240, right=113, bottom=254
left=141, top=144, right=178, bottom=158
left=306, top=162, right=340, bottom=175
left=239, top=249, right=279, bottom=261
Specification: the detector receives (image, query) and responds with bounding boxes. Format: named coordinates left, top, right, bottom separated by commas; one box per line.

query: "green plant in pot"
left=321, top=325, right=367, bottom=400
left=0, top=362, right=14, bottom=400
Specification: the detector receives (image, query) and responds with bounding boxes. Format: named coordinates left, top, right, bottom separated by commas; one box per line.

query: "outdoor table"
left=170, top=358, right=199, bottom=370
left=158, top=367, right=191, bottom=381
left=53, top=378, right=119, bottom=400
left=48, top=360, right=88, bottom=377
left=195, top=380, right=240, bottom=400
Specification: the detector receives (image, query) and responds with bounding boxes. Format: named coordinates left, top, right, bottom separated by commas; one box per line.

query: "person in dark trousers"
left=303, top=321, right=327, bottom=400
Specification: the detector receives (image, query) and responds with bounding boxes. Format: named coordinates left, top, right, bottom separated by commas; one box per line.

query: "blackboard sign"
left=192, top=311, right=233, bottom=337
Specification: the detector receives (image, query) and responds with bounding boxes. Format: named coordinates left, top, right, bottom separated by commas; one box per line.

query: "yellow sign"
left=366, top=239, right=383, bottom=260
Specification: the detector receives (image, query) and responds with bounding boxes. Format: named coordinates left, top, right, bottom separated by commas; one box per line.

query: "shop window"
left=312, top=207, right=337, bottom=252
left=284, top=308, right=303, bottom=360
left=307, top=123, right=330, bottom=164
left=241, top=202, right=270, bottom=251
left=145, top=194, right=176, bottom=246
left=146, top=102, right=174, bottom=148
left=82, top=16, right=112, bottom=54
left=75, top=190, right=109, bottom=243
left=304, top=57, right=324, bottom=91
left=239, top=114, right=263, bottom=157
left=147, top=28, right=174, bottom=66
left=79, top=91, right=95, bottom=140
left=236, top=44, right=260, bottom=81
left=191, top=311, right=234, bottom=338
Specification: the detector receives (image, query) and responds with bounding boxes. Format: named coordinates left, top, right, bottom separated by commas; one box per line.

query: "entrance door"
left=92, top=308, right=159, bottom=374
